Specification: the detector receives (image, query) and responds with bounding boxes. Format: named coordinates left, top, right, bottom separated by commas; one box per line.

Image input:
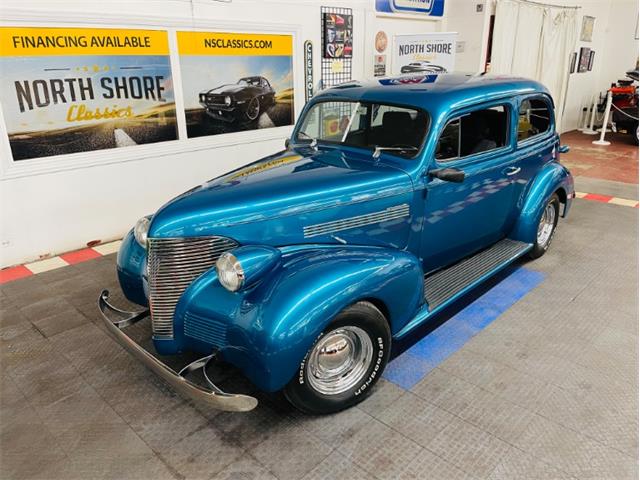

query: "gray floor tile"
left=250, top=428, right=332, bottom=480
left=159, top=425, right=244, bottom=479
left=215, top=453, right=279, bottom=480
left=378, top=391, right=455, bottom=448
left=426, top=415, right=512, bottom=478
left=337, top=418, right=423, bottom=480
left=300, top=452, right=370, bottom=480
left=487, top=447, right=574, bottom=480
left=515, top=414, right=637, bottom=479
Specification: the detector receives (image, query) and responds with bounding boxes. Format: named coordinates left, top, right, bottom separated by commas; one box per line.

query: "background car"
left=400, top=61, right=447, bottom=74
left=199, top=76, right=275, bottom=123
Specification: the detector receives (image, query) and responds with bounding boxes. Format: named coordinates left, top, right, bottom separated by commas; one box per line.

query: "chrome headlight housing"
left=216, top=252, right=245, bottom=292
left=134, top=217, right=151, bottom=248
left=216, top=246, right=281, bottom=292
left=224, top=95, right=232, bottom=105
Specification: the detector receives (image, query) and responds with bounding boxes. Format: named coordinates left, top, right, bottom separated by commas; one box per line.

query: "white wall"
left=0, top=0, right=448, bottom=267
left=444, top=0, right=491, bottom=72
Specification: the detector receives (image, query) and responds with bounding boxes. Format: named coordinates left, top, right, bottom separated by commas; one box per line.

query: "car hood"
left=203, top=84, right=246, bottom=95
left=149, top=148, right=414, bottom=245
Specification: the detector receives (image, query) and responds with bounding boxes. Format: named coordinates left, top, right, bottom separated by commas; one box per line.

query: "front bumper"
left=98, top=290, right=258, bottom=412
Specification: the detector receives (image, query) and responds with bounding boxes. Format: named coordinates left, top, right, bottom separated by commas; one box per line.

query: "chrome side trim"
left=98, top=290, right=258, bottom=412
left=303, top=204, right=410, bottom=238
left=147, top=236, right=238, bottom=339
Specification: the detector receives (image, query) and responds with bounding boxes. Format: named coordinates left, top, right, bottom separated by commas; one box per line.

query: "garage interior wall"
left=0, top=0, right=637, bottom=268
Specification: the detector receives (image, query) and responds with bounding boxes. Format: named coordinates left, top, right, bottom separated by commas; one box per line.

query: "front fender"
left=173, top=245, right=424, bottom=392
left=510, top=161, right=574, bottom=243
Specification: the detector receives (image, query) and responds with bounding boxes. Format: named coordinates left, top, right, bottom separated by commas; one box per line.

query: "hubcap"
left=537, top=201, right=556, bottom=246
left=306, top=326, right=373, bottom=395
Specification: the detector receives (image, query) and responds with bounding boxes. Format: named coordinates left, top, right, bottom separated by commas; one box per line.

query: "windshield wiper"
left=372, top=146, right=418, bottom=159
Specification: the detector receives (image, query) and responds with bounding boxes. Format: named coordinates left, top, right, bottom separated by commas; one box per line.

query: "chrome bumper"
left=98, top=290, right=258, bottom=412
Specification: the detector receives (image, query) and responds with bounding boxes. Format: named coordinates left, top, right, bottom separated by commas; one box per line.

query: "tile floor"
left=1, top=195, right=637, bottom=480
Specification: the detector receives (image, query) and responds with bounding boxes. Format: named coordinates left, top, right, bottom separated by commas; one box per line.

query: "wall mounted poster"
left=578, top=46, right=591, bottom=73
left=323, top=13, right=353, bottom=59
left=392, top=32, right=457, bottom=75
left=0, top=27, right=176, bottom=161
left=177, top=31, right=294, bottom=138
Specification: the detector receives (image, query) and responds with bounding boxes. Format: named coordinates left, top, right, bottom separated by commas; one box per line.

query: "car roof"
left=312, top=73, right=551, bottom=119
left=240, top=76, right=262, bottom=81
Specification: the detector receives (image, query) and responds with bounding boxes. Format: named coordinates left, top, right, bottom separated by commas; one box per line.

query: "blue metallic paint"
left=115, top=74, right=574, bottom=393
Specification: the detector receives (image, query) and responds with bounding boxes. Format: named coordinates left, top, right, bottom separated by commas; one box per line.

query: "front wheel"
left=283, top=302, right=391, bottom=414
left=245, top=97, right=260, bottom=121
left=528, top=193, right=560, bottom=259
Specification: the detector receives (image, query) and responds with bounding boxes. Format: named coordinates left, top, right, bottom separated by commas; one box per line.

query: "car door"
left=512, top=95, right=556, bottom=203
left=420, top=102, right=517, bottom=273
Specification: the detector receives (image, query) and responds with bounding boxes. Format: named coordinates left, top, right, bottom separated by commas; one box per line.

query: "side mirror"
left=558, top=144, right=570, bottom=154
left=285, top=138, right=290, bottom=149
left=429, top=167, right=465, bottom=183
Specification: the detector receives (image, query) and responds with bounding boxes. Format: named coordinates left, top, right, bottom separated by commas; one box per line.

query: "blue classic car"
left=100, top=73, right=574, bottom=414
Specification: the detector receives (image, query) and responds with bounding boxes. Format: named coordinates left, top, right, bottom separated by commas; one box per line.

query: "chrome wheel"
left=306, top=326, right=373, bottom=395
left=537, top=201, right=556, bottom=247
left=246, top=97, right=260, bottom=120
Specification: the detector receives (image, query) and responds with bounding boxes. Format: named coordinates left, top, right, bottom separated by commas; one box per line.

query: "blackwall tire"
left=528, top=193, right=560, bottom=259
left=283, top=301, right=391, bottom=415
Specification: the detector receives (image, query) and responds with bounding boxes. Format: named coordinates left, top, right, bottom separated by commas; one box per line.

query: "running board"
left=424, top=239, right=532, bottom=310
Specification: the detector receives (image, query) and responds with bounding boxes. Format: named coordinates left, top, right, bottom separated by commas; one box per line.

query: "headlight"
left=224, top=96, right=232, bottom=105
left=134, top=217, right=150, bottom=248
left=216, top=246, right=281, bottom=292
left=216, top=252, right=244, bottom=292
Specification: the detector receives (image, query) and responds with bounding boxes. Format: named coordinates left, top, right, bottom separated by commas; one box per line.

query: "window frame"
left=434, top=102, right=512, bottom=165
left=292, top=98, right=431, bottom=160
left=516, top=94, right=555, bottom=147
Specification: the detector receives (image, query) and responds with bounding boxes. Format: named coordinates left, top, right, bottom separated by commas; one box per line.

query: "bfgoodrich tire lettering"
left=283, top=301, right=391, bottom=414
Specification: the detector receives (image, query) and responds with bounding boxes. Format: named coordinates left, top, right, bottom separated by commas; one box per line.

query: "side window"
left=436, top=105, right=509, bottom=162
left=518, top=98, right=551, bottom=142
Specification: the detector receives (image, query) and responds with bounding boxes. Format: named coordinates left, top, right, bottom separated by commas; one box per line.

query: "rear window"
left=518, top=98, right=551, bottom=142
left=436, top=105, right=509, bottom=161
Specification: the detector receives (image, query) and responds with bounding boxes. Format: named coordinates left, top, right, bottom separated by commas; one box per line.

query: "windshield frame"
left=292, top=98, right=431, bottom=161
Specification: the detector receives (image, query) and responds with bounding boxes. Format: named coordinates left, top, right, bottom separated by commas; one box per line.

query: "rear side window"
left=436, top=105, right=509, bottom=161
left=518, top=98, right=551, bottom=142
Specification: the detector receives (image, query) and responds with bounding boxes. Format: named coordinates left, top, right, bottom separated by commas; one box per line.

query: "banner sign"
left=177, top=31, right=294, bottom=138
left=0, top=27, right=177, bottom=161
left=392, top=32, right=457, bottom=75
left=304, top=40, right=314, bottom=102
left=375, top=0, right=445, bottom=17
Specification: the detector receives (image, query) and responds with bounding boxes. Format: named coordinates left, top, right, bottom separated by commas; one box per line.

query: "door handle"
left=504, top=167, right=521, bottom=176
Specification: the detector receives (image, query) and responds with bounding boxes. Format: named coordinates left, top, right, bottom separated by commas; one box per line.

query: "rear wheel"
left=528, top=193, right=560, bottom=259
left=283, top=302, right=391, bottom=414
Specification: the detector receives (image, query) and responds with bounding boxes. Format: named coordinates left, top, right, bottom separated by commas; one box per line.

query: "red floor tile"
left=59, top=248, right=102, bottom=265
left=583, top=193, right=614, bottom=203
left=0, top=265, right=33, bottom=284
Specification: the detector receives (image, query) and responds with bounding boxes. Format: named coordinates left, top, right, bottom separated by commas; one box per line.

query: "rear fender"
left=175, top=245, right=424, bottom=392
left=510, top=162, right=574, bottom=243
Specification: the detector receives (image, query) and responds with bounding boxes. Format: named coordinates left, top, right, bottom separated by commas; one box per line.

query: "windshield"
left=238, top=78, right=260, bottom=86
left=295, top=100, right=429, bottom=159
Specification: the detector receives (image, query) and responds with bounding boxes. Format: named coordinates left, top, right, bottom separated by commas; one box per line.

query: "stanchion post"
left=593, top=90, right=612, bottom=146
left=583, top=95, right=599, bottom=135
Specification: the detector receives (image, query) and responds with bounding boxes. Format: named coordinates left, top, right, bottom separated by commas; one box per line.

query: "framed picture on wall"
left=580, top=16, right=595, bottom=42
left=578, top=47, right=591, bottom=73
left=587, top=50, right=595, bottom=71
left=569, top=52, right=577, bottom=74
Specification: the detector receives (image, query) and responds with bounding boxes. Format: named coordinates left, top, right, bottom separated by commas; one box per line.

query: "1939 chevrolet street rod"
left=99, top=73, right=574, bottom=414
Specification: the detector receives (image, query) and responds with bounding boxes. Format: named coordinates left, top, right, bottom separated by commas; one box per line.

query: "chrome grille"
left=147, top=236, right=238, bottom=339
left=184, top=312, right=227, bottom=348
